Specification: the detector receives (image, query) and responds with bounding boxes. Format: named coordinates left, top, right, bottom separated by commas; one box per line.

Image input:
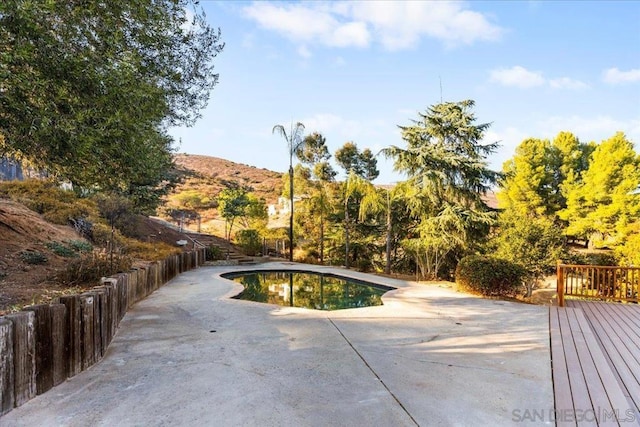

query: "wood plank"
left=50, top=304, right=68, bottom=386
left=605, top=304, right=640, bottom=347
left=22, top=304, right=53, bottom=395
left=582, top=302, right=640, bottom=413
left=0, top=318, right=14, bottom=415
left=557, top=307, right=597, bottom=426
left=549, top=308, right=576, bottom=427
left=58, top=295, right=82, bottom=377
left=90, top=288, right=108, bottom=359
left=80, top=293, right=95, bottom=370
left=572, top=308, right=635, bottom=425
left=587, top=302, right=640, bottom=376
left=566, top=308, right=617, bottom=426
left=4, top=311, right=36, bottom=407
left=597, top=303, right=640, bottom=360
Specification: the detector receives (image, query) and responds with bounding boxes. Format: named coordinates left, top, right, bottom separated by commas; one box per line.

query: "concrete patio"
left=1, top=262, right=554, bottom=426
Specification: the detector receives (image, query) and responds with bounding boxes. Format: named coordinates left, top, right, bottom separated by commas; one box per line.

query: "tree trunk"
left=319, top=213, right=324, bottom=265
left=344, top=198, right=350, bottom=269
left=289, top=166, right=294, bottom=262
left=385, top=207, right=392, bottom=275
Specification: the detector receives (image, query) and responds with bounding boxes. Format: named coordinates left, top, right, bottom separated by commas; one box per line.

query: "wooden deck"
left=550, top=301, right=640, bottom=426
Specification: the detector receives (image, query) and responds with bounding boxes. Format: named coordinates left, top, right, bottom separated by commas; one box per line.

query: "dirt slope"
left=0, top=199, right=199, bottom=313
left=173, top=153, right=283, bottom=204
left=0, top=199, right=91, bottom=312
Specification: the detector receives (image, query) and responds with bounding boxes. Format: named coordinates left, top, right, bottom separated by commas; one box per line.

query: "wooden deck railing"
left=557, top=263, right=640, bottom=307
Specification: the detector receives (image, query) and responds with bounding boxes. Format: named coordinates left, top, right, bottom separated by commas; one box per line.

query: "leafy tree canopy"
left=335, top=142, right=379, bottom=181
left=383, top=99, right=499, bottom=209
left=498, top=132, right=593, bottom=218
left=0, top=0, right=223, bottom=206
left=559, top=132, right=640, bottom=245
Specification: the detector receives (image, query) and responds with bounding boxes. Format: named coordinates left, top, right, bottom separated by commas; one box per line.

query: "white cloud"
left=243, top=2, right=370, bottom=51
left=548, top=77, right=589, bottom=90
left=490, top=66, right=589, bottom=90
left=490, top=66, right=545, bottom=88
left=603, top=67, right=640, bottom=84
left=346, top=1, right=503, bottom=50
left=242, top=1, right=503, bottom=55
left=538, top=115, right=640, bottom=144
left=298, top=45, right=312, bottom=58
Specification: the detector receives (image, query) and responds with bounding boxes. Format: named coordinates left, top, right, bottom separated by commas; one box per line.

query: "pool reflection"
left=228, top=271, right=389, bottom=311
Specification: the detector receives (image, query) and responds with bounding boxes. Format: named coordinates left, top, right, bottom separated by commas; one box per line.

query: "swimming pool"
left=223, top=270, right=393, bottom=311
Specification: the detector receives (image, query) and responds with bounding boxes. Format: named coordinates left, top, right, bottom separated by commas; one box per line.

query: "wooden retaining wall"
left=0, top=248, right=207, bottom=416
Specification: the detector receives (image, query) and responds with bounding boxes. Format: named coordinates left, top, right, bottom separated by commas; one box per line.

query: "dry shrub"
left=57, top=252, right=133, bottom=285
left=0, top=179, right=98, bottom=225
left=122, top=239, right=182, bottom=261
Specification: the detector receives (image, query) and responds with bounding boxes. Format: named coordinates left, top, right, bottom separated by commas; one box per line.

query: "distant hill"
left=173, top=153, right=284, bottom=204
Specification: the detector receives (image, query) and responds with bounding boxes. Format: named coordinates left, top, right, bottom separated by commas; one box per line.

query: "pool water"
left=224, top=271, right=391, bottom=311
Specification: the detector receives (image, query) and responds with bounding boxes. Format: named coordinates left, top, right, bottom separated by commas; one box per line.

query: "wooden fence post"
left=4, top=311, right=36, bottom=407
left=22, top=304, right=53, bottom=395
left=0, top=318, right=14, bottom=415
left=557, top=262, right=565, bottom=307
left=58, top=295, right=82, bottom=377
left=79, top=294, right=95, bottom=370
left=49, top=304, right=68, bottom=386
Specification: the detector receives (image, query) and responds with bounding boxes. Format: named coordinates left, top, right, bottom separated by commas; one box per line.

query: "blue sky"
left=170, top=1, right=640, bottom=184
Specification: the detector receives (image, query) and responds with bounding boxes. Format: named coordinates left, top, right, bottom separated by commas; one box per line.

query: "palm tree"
left=273, top=122, right=305, bottom=262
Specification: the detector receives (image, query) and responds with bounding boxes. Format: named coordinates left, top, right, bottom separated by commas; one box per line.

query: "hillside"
left=173, top=153, right=284, bottom=204
left=0, top=200, right=92, bottom=311
left=0, top=198, right=198, bottom=314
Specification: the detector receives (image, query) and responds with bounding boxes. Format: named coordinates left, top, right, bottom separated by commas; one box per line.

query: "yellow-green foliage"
left=293, top=247, right=318, bottom=264
left=616, top=232, right=640, bottom=266
left=91, top=222, right=119, bottom=247
left=560, top=132, right=640, bottom=244
left=122, top=239, right=182, bottom=261
left=0, top=179, right=98, bottom=224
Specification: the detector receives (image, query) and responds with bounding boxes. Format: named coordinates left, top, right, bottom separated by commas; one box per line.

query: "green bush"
left=20, top=250, right=48, bottom=265
left=68, top=239, right=93, bottom=253
left=455, top=255, right=526, bottom=297
left=235, top=229, right=261, bottom=256
left=565, top=252, right=618, bottom=266
left=207, top=244, right=225, bottom=261
left=45, top=240, right=93, bottom=257
left=45, top=241, right=77, bottom=258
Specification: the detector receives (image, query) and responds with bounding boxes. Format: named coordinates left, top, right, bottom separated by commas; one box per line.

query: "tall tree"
left=559, top=132, right=640, bottom=247
left=273, top=122, right=305, bottom=261
left=0, top=0, right=223, bottom=205
left=498, top=132, right=593, bottom=218
left=218, top=187, right=250, bottom=244
left=296, top=132, right=336, bottom=263
left=499, top=138, right=554, bottom=217
left=335, top=142, right=380, bottom=181
left=383, top=100, right=498, bottom=278
left=335, top=142, right=380, bottom=268
left=491, top=210, right=565, bottom=296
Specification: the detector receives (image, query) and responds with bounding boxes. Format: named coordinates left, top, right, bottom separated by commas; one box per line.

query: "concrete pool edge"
left=1, top=261, right=554, bottom=426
